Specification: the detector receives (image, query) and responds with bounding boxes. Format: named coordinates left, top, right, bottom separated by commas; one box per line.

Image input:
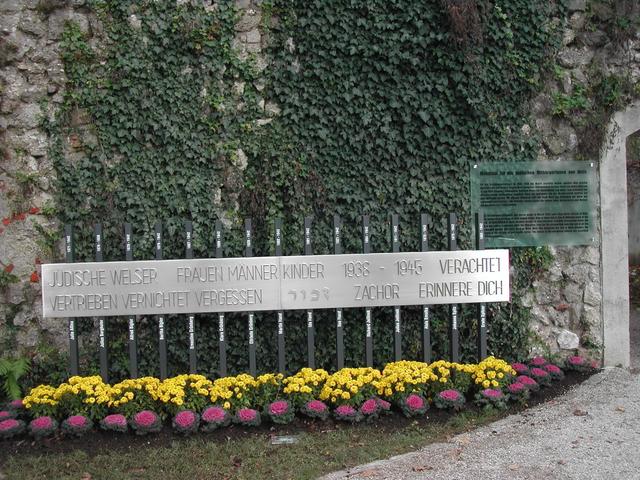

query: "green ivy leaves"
left=48, top=0, right=565, bottom=380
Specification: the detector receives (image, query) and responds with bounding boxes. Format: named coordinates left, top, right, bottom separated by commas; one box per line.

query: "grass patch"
left=1, top=409, right=503, bottom=480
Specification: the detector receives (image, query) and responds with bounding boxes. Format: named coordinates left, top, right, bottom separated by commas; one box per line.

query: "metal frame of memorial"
left=55, top=212, right=500, bottom=383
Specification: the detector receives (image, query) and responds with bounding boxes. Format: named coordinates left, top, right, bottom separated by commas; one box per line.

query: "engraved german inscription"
left=42, top=250, right=510, bottom=318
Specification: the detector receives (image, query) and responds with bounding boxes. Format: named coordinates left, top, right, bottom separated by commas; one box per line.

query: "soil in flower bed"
left=0, top=369, right=594, bottom=466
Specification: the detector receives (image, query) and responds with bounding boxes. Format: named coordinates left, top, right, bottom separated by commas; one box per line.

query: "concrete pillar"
left=600, top=102, right=640, bottom=367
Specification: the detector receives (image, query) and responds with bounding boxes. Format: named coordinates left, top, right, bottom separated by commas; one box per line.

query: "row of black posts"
left=64, top=213, right=488, bottom=382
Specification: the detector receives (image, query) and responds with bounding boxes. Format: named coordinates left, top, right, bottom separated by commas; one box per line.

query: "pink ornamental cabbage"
left=434, top=388, right=465, bottom=410
left=202, top=406, right=226, bottom=423
left=475, top=388, right=507, bottom=409
left=0, top=418, right=24, bottom=439
left=506, top=382, right=530, bottom=404
left=507, top=382, right=526, bottom=394
left=481, top=389, right=503, bottom=399
left=269, top=400, right=289, bottom=416
left=234, top=408, right=261, bottom=427
left=543, top=364, right=565, bottom=381
left=376, top=398, right=391, bottom=412
left=565, top=355, right=596, bottom=372
left=62, top=415, right=92, bottom=437
left=238, top=408, right=257, bottom=423
left=104, top=414, right=127, bottom=428
left=511, top=363, right=529, bottom=374
left=516, top=375, right=538, bottom=387
left=10, top=399, right=23, bottom=409
left=568, top=355, right=585, bottom=366
left=307, top=400, right=327, bottom=413
left=134, top=411, right=157, bottom=427
left=400, top=393, right=428, bottom=417
left=28, top=416, right=57, bottom=439
left=360, top=399, right=378, bottom=416
left=530, top=356, right=547, bottom=366
left=334, top=404, right=362, bottom=422
left=201, top=406, right=230, bottom=432
left=335, top=405, right=356, bottom=416
left=67, top=415, right=87, bottom=427
left=130, top=410, right=161, bottom=435
left=544, top=364, right=561, bottom=374
left=439, top=389, right=462, bottom=401
left=266, top=400, right=294, bottom=424
left=174, top=410, right=197, bottom=428
left=173, top=410, right=199, bottom=435
left=406, top=394, right=424, bottom=410
left=31, top=416, right=54, bottom=429
left=0, top=410, right=12, bottom=421
left=333, top=404, right=361, bottom=422
left=100, top=414, right=128, bottom=433
left=530, top=367, right=552, bottom=386
left=0, top=418, right=20, bottom=431
left=301, top=399, right=329, bottom=420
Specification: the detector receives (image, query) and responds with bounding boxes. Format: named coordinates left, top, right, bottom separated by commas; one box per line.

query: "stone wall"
left=0, top=0, right=268, bottom=356
left=525, top=0, right=640, bottom=358
left=0, top=0, right=638, bottom=362
left=0, top=0, right=98, bottom=352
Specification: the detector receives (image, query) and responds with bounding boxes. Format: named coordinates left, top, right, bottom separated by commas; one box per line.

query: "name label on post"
left=41, top=250, right=510, bottom=318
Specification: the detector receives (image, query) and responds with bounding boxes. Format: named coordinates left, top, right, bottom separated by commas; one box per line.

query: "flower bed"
left=0, top=356, right=595, bottom=441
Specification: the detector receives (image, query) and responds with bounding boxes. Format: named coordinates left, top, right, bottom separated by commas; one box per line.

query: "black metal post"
left=185, top=221, right=197, bottom=373
left=94, top=224, right=108, bottom=383
left=391, top=214, right=401, bottom=361
left=64, top=224, right=80, bottom=377
left=214, top=220, right=227, bottom=377
left=155, top=222, right=168, bottom=380
left=363, top=215, right=373, bottom=367
left=448, top=213, right=459, bottom=363
left=304, top=216, right=315, bottom=369
left=476, top=212, right=488, bottom=361
left=420, top=214, right=432, bottom=364
left=333, top=214, right=345, bottom=370
left=245, top=219, right=257, bottom=376
left=275, top=218, right=286, bottom=374
left=124, top=223, right=138, bottom=378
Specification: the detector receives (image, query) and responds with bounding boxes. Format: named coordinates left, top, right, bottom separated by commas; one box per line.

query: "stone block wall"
left=525, top=0, right=640, bottom=357
left=0, top=0, right=99, bottom=352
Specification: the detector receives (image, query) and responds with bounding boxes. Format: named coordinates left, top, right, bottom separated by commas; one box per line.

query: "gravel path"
left=321, top=368, right=640, bottom=480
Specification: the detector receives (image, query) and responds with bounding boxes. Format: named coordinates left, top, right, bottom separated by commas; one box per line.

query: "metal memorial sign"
left=470, top=161, right=597, bottom=248
left=41, top=250, right=510, bottom=318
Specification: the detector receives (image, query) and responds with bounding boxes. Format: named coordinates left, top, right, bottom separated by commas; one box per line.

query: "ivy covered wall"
left=0, top=0, right=638, bottom=385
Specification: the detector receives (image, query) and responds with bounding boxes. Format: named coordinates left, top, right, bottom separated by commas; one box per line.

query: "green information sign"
left=470, top=161, right=597, bottom=248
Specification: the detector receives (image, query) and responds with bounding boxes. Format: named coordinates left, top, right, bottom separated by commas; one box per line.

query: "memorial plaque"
left=470, top=161, right=597, bottom=247
left=41, top=249, right=510, bottom=318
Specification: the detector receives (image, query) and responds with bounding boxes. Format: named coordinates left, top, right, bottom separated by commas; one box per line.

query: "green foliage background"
left=39, top=0, right=565, bottom=383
